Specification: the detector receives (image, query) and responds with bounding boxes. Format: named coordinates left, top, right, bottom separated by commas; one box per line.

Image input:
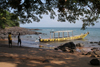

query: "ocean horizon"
left=22, top=27, right=100, bottom=28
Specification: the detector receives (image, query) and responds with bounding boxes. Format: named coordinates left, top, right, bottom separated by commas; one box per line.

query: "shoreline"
left=0, top=39, right=100, bottom=67
left=0, top=39, right=100, bottom=52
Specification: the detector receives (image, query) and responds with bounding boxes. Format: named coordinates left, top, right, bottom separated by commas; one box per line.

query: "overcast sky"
left=20, top=14, right=100, bottom=28
left=20, top=8, right=100, bottom=28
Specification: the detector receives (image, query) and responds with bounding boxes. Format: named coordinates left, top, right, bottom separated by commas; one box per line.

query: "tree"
left=6, top=11, right=19, bottom=27
left=0, top=9, right=7, bottom=29
left=0, top=0, right=100, bottom=29
left=0, top=10, right=19, bottom=29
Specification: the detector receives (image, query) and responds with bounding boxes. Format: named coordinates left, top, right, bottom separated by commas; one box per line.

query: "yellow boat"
left=39, top=30, right=89, bottom=42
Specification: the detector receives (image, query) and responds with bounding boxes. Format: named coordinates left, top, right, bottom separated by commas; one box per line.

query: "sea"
left=13, top=27, right=100, bottom=49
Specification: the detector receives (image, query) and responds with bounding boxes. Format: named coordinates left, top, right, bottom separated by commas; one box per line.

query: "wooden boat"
left=39, top=30, right=89, bottom=42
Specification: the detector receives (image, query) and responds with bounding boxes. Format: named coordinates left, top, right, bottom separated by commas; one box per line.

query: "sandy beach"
left=0, top=39, right=100, bottom=67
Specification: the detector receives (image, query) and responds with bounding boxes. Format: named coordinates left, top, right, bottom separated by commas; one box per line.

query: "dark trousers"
left=18, top=39, right=21, bottom=46
left=9, top=40, right=12, bottom=47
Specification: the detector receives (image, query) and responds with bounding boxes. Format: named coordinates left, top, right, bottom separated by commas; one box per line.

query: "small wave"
left=35, top=40, right=39, bottom=42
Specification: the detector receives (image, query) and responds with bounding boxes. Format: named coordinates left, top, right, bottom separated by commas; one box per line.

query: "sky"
left=20, top=14, right=100, bottom=28
left=20, top=1, right=100, bottom=28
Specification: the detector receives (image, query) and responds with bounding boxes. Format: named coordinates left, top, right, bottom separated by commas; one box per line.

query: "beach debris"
left=80, top=48, right=100, bottom=57
left=97, top=55, right=100, bottom=57
left=91, top=47, right=98, bottom=50
left=76, top=49, right=81, bottom=52
left=39, top=45, right=44, bottom=48
left=93, top=51, right=98, bottom=55
left=90, top=59, right=100, bottom=65
left=90, top=41, right=100, bottom=45
left=90, top=42, right=94, bottom=44
left=76, top=43, right=84, bottom=47
left=69, top=49, right=74, bottom=53
left=94, top=42, right=98, bottom=44
left=39, top=45, right=55, bottom=49
left=42, top=59, right=50, bottom=63
left=98, top=41, right=100, bottom=45
left=54, top=48, right=58, bottom=50
left=90, top=54, right=96, bottom=57
left=82, top=52, right=85, bottom=55
left=57, top=42, right=76, bottom=52
left=85, top=51, right=92, bottom=55
left=94, top=51, right=100, bottom=57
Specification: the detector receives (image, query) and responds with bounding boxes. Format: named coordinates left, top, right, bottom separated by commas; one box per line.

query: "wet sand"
left=0, top=39, right=100, bottom=67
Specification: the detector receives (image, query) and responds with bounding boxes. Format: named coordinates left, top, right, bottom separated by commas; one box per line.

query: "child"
left=8, top=32, right=12, bottom=47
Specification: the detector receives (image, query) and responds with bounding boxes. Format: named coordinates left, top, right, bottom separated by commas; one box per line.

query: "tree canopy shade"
left=0, top=0, right=100, bottom=29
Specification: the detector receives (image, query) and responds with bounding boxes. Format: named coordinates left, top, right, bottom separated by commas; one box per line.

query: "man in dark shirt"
left=18, top=33, right=21, bottom=47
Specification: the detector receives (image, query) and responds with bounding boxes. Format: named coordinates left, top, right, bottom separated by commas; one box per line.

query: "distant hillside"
left=0, top=10, right=19, bottom=29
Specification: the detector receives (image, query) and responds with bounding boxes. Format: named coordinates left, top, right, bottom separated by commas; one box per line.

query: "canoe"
left=39, top=30, right=89, bottom=42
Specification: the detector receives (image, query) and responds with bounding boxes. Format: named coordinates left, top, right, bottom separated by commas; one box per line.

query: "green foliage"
left=0, top=10, right=19, bottom=29
left=0, top=21, right=6, bottom=29
left=1, top=25, right=5, bottom=29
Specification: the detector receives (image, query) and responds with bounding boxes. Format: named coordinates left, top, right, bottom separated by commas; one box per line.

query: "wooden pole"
left=72, top=31, right=73, bottom=36
left=53, top=33, right=55, bottom=38
left=58, top=32, right=59, bottom=38
left=67, top=32, right=69, bottom=37
left=67, top=32, right=68, bottom=37
left=63, top=32, right=64, bottom=37
left=50, top=32, right=51, bottom=38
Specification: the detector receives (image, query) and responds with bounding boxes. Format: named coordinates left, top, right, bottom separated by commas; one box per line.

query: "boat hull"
left=39, top=32, right=89, bottom=42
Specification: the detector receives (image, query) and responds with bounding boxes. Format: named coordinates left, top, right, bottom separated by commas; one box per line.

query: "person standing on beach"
left=8, top=32, right=12, bottom=47
left=18, top=33, right=21, bottom=47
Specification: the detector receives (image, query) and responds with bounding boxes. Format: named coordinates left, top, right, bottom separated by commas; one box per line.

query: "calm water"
left=13, top=27, right=100, bottom=48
